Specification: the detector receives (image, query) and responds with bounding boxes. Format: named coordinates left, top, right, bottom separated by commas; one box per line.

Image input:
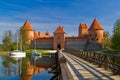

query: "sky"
left=0, top=0, right=120, bottom=42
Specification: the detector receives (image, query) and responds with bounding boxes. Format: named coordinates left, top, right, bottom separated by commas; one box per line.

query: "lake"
left=0, top=54, right=55, bottom=80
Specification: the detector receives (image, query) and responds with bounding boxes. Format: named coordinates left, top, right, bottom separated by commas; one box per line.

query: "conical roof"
left=88, top=18, right=103, bottom=30
left=20, top=20, right=34, bottom=31
left=45, top=31, right=50, bottom=36
left=79, top=24, right=87, bottom=29
left=54, top=26, right=66, bottom=34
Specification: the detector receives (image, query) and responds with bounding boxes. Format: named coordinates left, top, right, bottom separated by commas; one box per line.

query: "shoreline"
left=0, top=52, right=9, bottom=56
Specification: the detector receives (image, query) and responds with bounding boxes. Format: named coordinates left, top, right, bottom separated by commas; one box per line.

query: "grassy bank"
left=0, top=49, right=56, bottom=56
left=0, top=52, right=9, bottom=56
left=25, top=49, right=56, bottom=56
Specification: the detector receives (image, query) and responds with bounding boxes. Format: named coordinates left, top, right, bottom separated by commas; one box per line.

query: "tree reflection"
left=2, top=56, right=17, bottom=76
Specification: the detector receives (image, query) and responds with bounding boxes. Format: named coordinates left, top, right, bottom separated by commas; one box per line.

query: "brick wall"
left=31, top=37, right=53, bottom=49
left=65, top=37, right=87, bottom=50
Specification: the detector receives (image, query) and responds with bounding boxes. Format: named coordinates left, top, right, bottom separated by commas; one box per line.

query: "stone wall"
left=65, top=37, right=87, bottom=50
left=85, top=41, right=103, bottom=51
left=30, top=36, right=103, bottom=50
left=31, top=37, right=53, bottom=49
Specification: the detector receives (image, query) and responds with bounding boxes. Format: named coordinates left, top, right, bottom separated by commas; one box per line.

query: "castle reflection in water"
left=0, top=54, right=55, bottom=80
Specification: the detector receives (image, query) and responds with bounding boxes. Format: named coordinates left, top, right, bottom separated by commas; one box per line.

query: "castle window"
left=95, top=34, right=97, bottom=36
left=97, top=39, right=99, bottom=40
left=92, top=39, right=94, bottom=40
left=90, top=34, right=92, bottom=37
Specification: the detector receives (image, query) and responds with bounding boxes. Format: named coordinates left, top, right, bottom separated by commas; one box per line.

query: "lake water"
left=0, top=54, right=55, bottom=80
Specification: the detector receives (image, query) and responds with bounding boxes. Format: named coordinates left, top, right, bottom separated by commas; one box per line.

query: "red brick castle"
left=20, top=18, right=104, bottom=50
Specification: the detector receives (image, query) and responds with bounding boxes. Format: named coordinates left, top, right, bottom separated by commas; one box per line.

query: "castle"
left=20, top=18, right=104, bottom=50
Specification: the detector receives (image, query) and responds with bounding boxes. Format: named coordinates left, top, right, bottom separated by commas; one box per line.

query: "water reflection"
left=0, top=54, right=55, bottom=80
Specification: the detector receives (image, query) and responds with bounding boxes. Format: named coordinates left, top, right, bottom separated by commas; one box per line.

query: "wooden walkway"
left=61, top=52, right=120, bottom=80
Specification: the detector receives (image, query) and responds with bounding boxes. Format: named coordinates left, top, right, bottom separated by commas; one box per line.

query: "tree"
left=111, top=19, right=120, bottom=50
left=2, top=56, right=17, bottom=76
left=2, top=30, right=13, bottom=51
left=103, top=31, right=112, bottom=49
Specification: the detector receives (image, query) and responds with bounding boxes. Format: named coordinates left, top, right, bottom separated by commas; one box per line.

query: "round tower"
left=20, top=20, right=34, bottom=43
left=88, top=18, right=104, bottom=42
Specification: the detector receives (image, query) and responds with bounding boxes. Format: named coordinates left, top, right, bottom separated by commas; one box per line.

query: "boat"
left=31, top=34, right=42, bottom=58
left=31, top=51, right=42, bottom=58
left=9, top=30, right=26, bottom=57
left=9, top=50, right=26, bottom=57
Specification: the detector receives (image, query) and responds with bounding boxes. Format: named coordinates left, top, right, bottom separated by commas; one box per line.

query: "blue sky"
left=0, top=0, right=120, bottom=42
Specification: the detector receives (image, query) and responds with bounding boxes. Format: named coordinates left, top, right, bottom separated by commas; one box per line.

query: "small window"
left=90, top=34, right=92, bottom=37
left=95, top=34, right=97, bottom=36
left=92, top=39, right=94, bottom=40
left=97, top=39, right=99, bottom=40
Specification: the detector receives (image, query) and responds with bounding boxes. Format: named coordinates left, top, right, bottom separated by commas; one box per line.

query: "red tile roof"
left=34, top=31, right=51, bottom=38
left=34, top=32, right=40, bottom=38
left=21, top=20, right=34, bottom=31
left=54, top=26, right=66, bottom=34
left=79, top=24, right=87, bottom=29
left=89, top=18, right=103, bottom=30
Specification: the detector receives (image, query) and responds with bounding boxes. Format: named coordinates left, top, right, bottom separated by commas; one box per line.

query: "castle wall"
left=86, top=41, right=103, bottom=51
left=31, top=37, right=53, bottom=49
left=65, top=37, right=87, bottom=50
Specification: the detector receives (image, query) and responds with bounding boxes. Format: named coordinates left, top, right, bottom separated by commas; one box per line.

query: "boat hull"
left=9, top=51, right=26, bottom=57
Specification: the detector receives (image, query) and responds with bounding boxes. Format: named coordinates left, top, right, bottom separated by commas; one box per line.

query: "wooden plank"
left=63, top=52, right=120, bottom=80
left=58, top=52, right=74, bottom=80
left=60, top=63, right=73, bottom=80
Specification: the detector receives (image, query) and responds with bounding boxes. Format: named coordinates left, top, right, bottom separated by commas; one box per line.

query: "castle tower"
left=45, top=31, right=50, bottom=37
left=88, top=18, right=104, bottom=42
left=53, top=26, right=66, bottom=50
left=78, top=24, right=88, bottom=37
left=20, top=20, right=34, bottom=43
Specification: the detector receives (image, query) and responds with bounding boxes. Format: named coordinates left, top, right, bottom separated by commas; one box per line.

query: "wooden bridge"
left=56, top=50, right=120, bottom=80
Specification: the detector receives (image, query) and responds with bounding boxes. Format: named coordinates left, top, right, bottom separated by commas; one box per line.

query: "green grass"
left=25, top=49, right=54, bottom=56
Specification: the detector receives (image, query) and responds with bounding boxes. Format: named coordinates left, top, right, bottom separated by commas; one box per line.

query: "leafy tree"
left=111, top=19, right=120, bottom=50
left=103, top=31, right=112, bottom=48
left=2, top=30, right=13, bottom=51
left=0, top=29, right=31, bottom=51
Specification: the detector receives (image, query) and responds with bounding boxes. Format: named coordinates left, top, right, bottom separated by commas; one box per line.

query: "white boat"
left=31, top=51, right=42, bottom=58
left=9, top=50, right=26, bottom=57
left=9, top=30, right=26, bottom=57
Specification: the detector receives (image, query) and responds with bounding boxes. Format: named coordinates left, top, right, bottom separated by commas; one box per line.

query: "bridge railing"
left=64, top=50, right=120, bottom=75
left=58, top=52, right=73, bottom=80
